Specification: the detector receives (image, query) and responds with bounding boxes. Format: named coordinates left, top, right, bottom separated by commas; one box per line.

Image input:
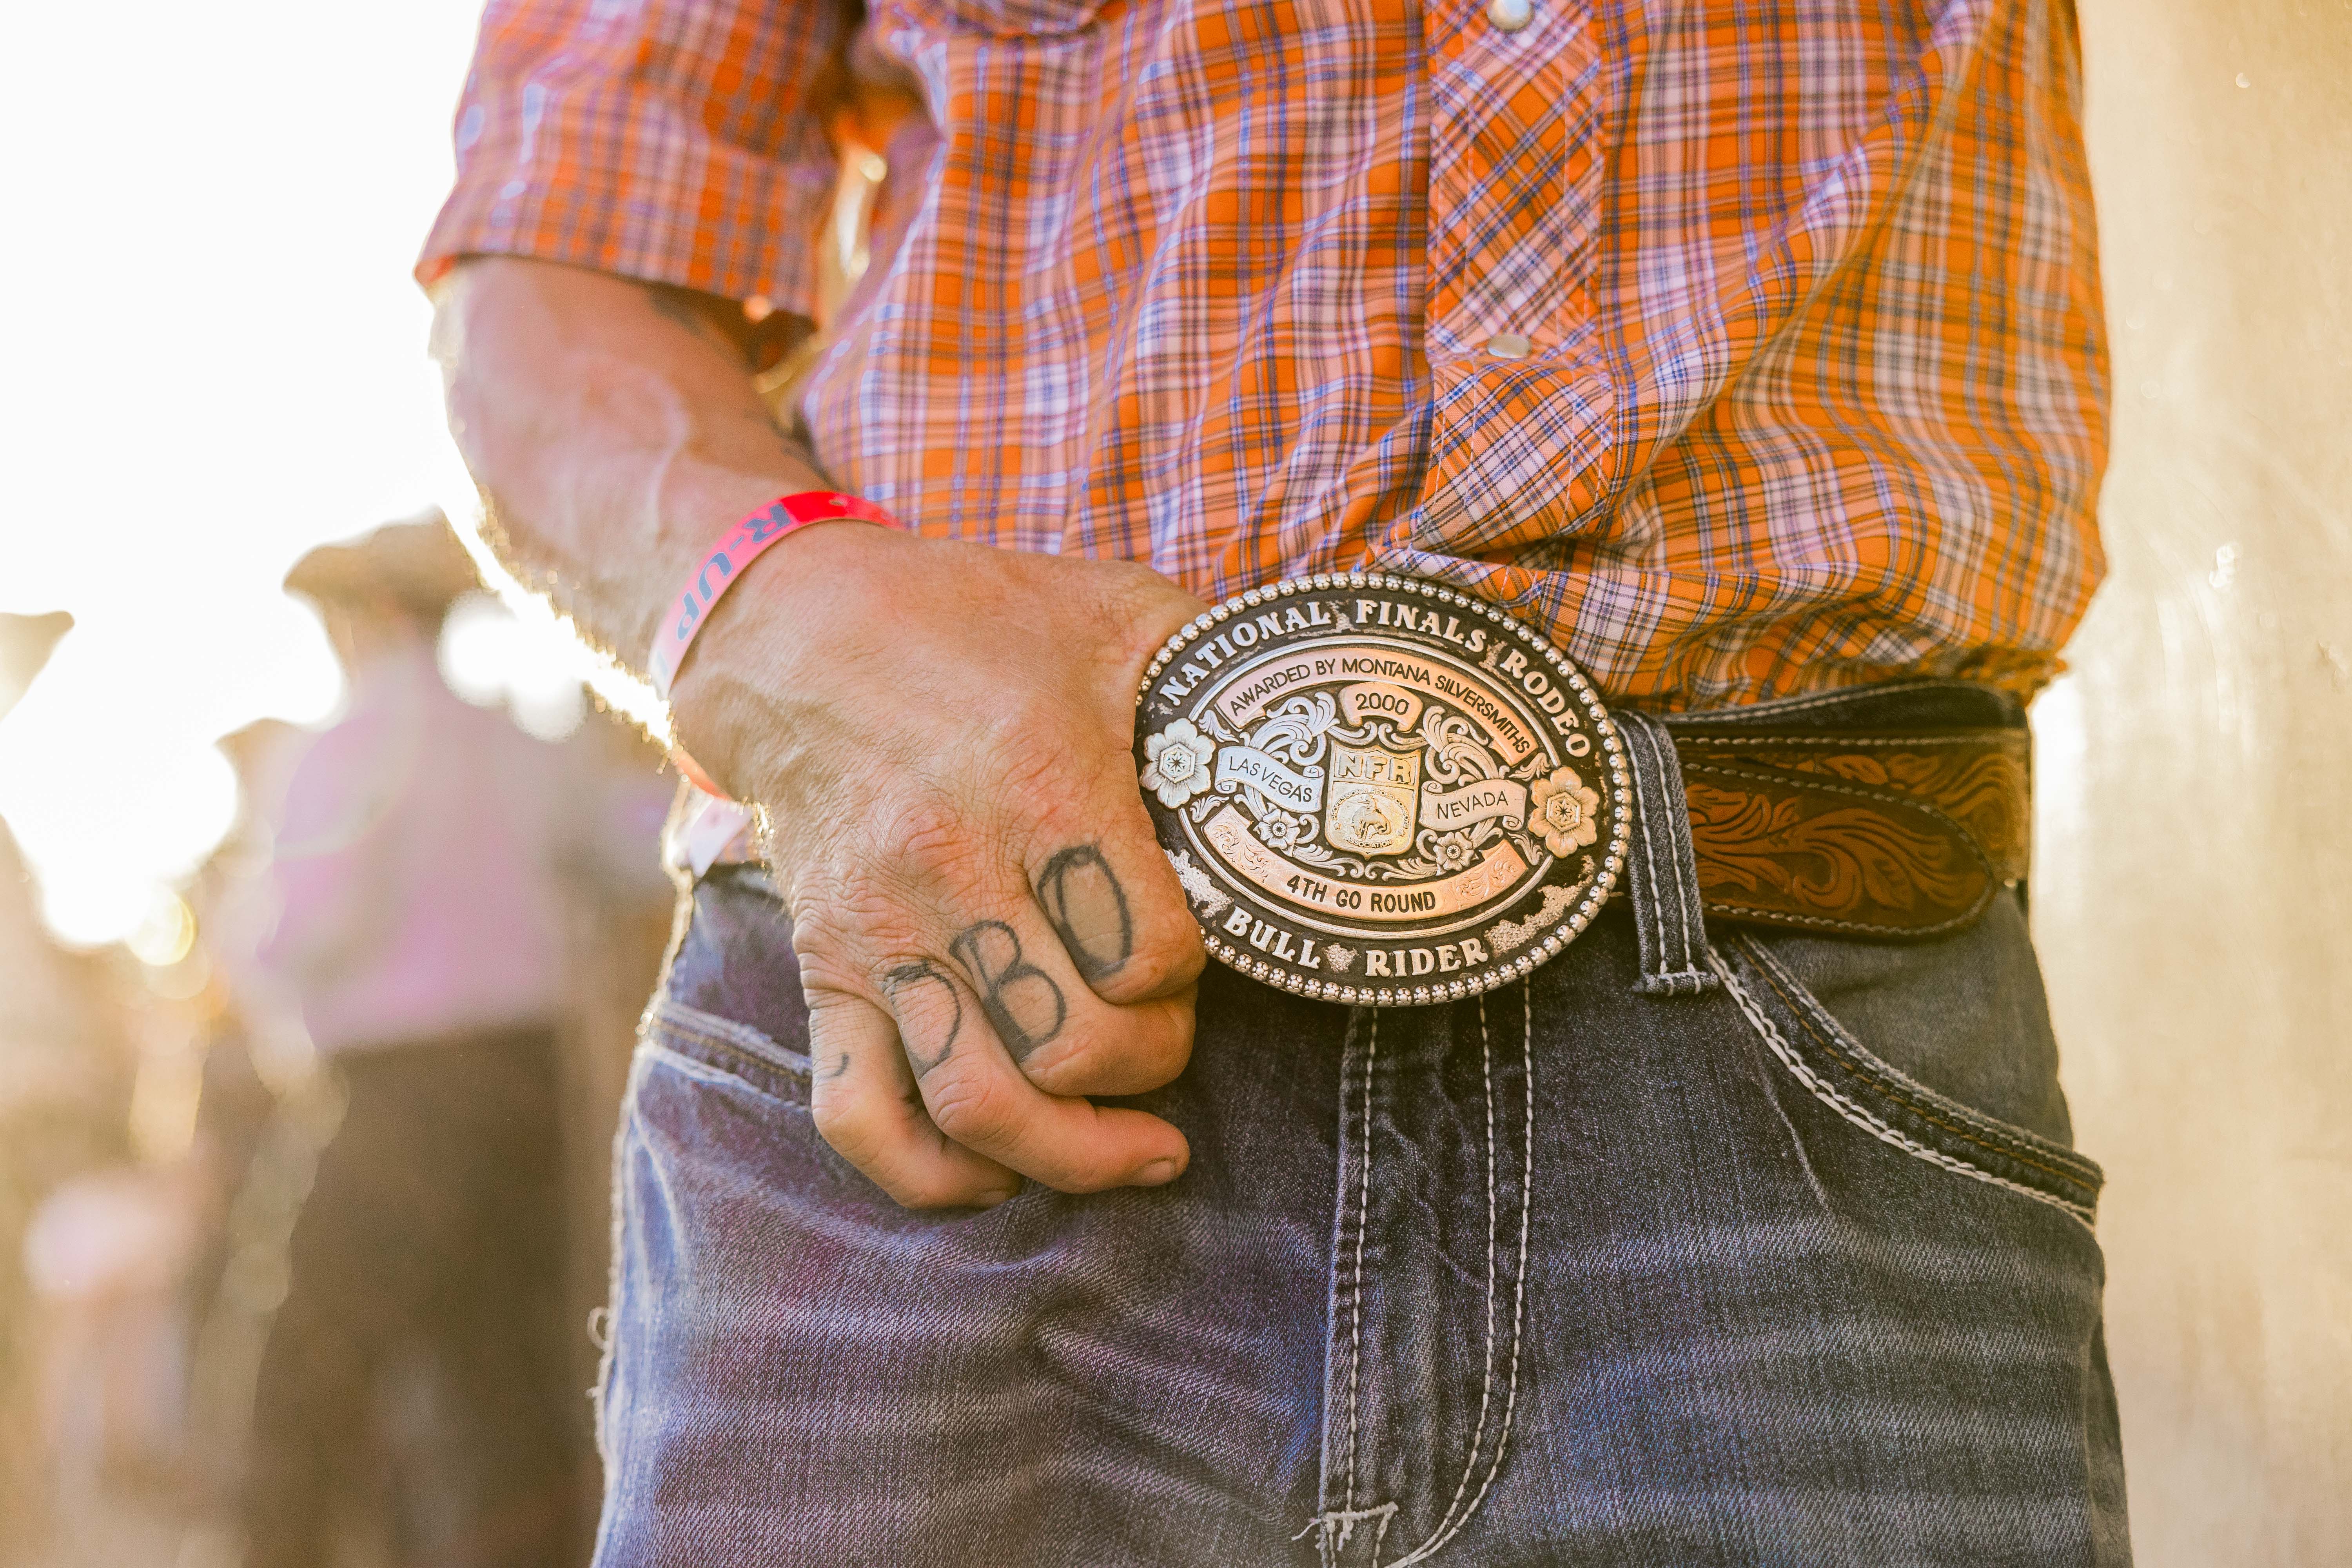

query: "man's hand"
left=433, top=255, right=1209, bottom=1208
left=671, top=526, right=1210, bottom=1207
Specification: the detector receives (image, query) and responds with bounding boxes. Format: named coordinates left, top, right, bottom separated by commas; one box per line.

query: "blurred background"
left=0, top=0, right=2342, bottom=1564
left=0, top=5, right=679, bottom=1563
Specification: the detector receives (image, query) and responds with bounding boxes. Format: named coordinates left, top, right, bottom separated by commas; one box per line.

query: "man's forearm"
left=430, top=253, right=1207, bottom=1207
left=428, top=255, right=832, bottom=673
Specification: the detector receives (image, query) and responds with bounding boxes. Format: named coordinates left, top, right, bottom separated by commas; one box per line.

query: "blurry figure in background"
left=20, top=1164, right=200, bottom=1529
left=524, top=707, right=677, bottom=1485
left=187, top=718, right=304, bottom=1305
left=0, top=611, right=140, bottom=1563
left=238, top=516, right=587, bottom=1568
left=169, top=718, right=308, bottom=1539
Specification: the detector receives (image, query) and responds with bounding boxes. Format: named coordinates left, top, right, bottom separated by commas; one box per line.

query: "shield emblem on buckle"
left=1325, top=742, right=1421, bottom=856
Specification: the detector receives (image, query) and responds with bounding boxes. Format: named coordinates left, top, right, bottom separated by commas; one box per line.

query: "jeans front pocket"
left=641, top=996, right=813, bottom=1110
left=644, top=863, right=818, bottom=1102
left=1709, top=895, right=2105, bottom=1229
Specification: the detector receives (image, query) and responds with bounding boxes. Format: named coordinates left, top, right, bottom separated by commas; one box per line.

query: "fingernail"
left=1135, top=1157, right=1182, bottom=1186
left=978, top=1186, right=1022, bottom=1208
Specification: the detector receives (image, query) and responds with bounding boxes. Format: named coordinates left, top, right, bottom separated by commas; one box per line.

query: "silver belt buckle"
left=1135, top=573, right=1630, bottom=1006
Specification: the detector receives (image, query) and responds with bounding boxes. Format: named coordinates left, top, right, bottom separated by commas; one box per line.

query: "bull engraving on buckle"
left=1135, top=573, right=1630, bottom=1005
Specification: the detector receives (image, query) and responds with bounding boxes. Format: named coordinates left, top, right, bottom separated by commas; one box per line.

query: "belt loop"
left=1610, top=710, right=1717, bottom=996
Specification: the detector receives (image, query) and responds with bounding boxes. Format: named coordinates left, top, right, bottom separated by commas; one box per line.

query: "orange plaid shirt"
left=423, top=0, right=2108, bottom=709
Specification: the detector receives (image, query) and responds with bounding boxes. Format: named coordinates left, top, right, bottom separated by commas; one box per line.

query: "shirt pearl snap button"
left=1486, top=0, right=1534, bottom=33
left=1485, top=332, right=1533, bottom=359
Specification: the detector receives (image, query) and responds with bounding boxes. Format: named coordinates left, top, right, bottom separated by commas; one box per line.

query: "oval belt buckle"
left=1134, top=572, right=1631, bottom=1006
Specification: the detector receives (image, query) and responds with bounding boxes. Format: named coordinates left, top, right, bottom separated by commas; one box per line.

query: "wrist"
left=648, top=491, right=902, bottom=699
left=665, top=518, right=907, bottom=793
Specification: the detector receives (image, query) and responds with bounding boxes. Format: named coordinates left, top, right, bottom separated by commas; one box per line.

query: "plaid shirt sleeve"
left=417, top=0, right=849, bottom=318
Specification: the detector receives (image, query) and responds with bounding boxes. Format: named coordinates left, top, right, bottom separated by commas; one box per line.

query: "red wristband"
left=648, top=490, right=902, bottom=701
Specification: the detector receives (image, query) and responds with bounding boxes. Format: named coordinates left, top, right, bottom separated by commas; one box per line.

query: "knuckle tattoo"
left=947, top=920, right=1068, bottom=1061
left=1034, top=843, right=1134, bottom=984
left=880, top=959, right=964, bottom=1076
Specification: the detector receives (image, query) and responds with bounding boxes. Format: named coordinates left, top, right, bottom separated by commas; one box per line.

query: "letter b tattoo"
left=949, top=922, right=1067, bottom=1060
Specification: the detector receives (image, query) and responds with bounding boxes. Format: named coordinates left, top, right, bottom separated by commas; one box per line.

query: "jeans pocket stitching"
left=1733, top=934, right=2103, bottom=1197
left=1308, top=1008, right=1404, bottom=1568
left=1344, top=1009, right=1376, bottom=1528
left=646, top=999, right=813, bottom=1105
left=1708, top=944, right=2099, bottom=1229
left=1380, top=982, right=1537, bottom=1568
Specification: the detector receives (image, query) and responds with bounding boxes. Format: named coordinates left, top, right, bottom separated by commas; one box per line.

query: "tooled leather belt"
left=1136, top=577, right=2030, bottom=1007
left=1660, top=727, right=2029, bottom=940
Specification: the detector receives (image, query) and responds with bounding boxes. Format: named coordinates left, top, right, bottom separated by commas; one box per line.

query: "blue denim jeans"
left=594, top=684, right=2128, bottom=1566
